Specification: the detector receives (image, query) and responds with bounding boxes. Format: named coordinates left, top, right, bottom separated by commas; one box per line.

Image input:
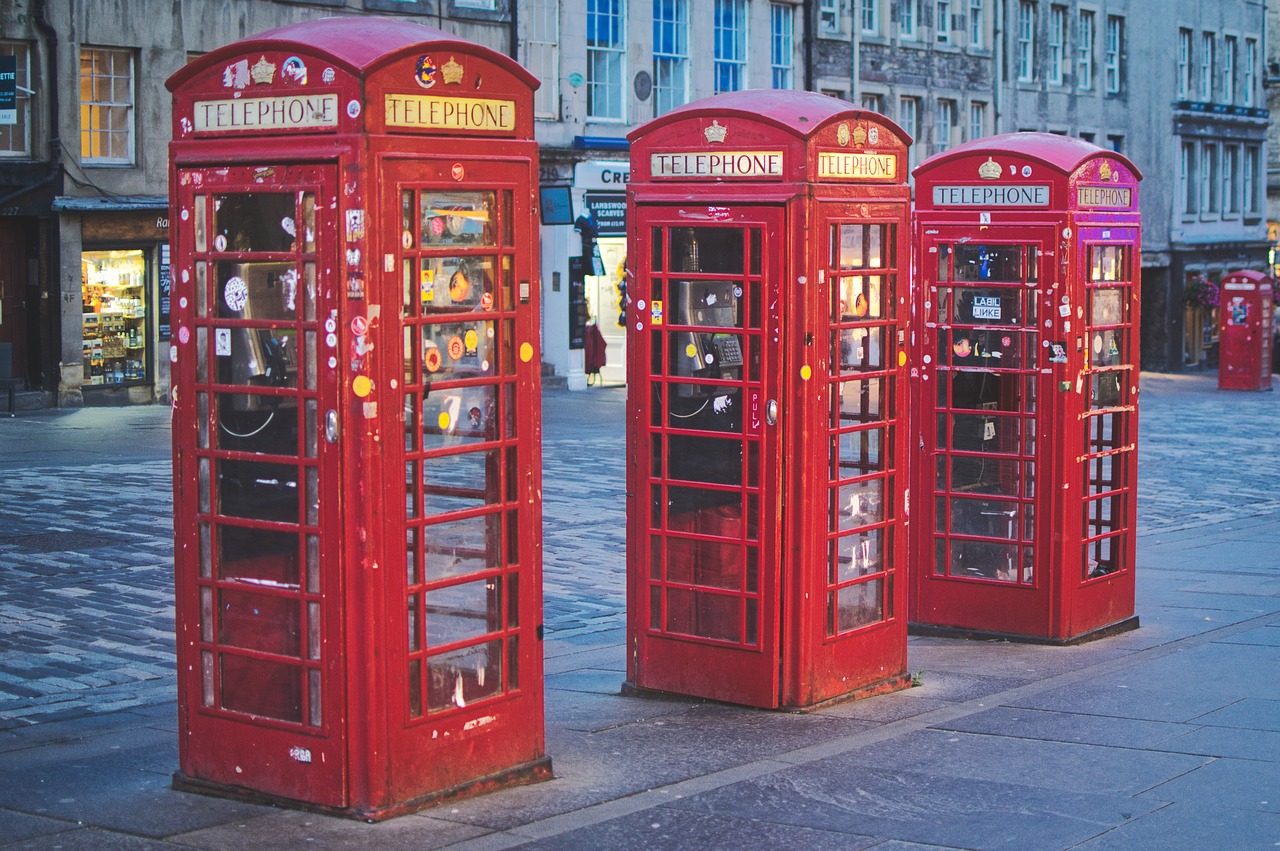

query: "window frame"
left=79, top=45, right=136, bottom=166
left=1104, top=15, right=1122, bottom=95
left=653, top=0, right=689, bottom=116
left=0, top=41, right=33, bottom=158
left=586, top=0, right=627, bottom=121
left=771, top=2, right=795, bottom=90
left=714, top=0, right=748, bottom=94
left=1243, top=38, right=1257, bottom=108
left=1221, top=35, right=1236, bottom=106
left=1077, top=10, right=1094, bottom=92
left=968, top=100, right=986, bottom=141
left=1198, top=31, right=1213, bottom=102
left=968, top=0, right=984, bottom=49
left=1177, top=28, right=1191, bottom=100
left=861, top=0, right=880, bottom=36
left=526, top=0, right=561, bottom=119
left=1016, top=2, right=1035, bottom=83
left=1048, top=5, right=1066, bottom=86
left=936, top=0, right=952, bottom=45
left=900, top=0, right=918, bottom=40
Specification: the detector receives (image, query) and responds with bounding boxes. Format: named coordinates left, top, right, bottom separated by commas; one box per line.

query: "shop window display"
left=83, top=249, right=148, bottom=385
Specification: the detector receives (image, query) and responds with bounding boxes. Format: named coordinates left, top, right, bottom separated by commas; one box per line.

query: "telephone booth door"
left=172, top=163, right=347, bottom=804
left=914, top=231, right=1055, bottom=636
left=628, top=206, right=786, bottom=708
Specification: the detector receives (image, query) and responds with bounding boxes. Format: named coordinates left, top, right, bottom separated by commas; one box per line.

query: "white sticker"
left=1058, top=304, right=1071, bottom=317
left=328, top=356, right=338, bottom=369
left=224, top=277, right=249, bottom=312
left=214, top=234, right=228, bottom=252
left=326, top=333, right=338, bottom=348
left=169, top=346, right=178, bottom=363
left=215, top=328, right=232, bottom=356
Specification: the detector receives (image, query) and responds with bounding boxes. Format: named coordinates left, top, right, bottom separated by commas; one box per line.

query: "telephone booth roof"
left=1221, top=269, right=1273, bottom=285
left=627, top=89, right=910, bottom=146
left=914, top=132, right=1141, bottom=181
left=166, top=16, right=539, bottom=91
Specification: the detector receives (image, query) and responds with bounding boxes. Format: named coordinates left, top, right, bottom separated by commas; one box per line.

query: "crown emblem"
left=853, top=125, right=867, bottom=146
left=704, top=120, right=728, bottom=144
left=837, top=123, right=851, bottom=146
left=978, top=157, right=1001, bottom=180
left=1099, top=160, right=1113, bottom=181
left=442, top=56, right=465, bottom=85
left=250, top=56, right=276, bottom=85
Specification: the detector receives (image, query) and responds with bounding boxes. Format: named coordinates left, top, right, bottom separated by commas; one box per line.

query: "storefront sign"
left=583, top=191, right=626, bottom=236
left=194, top=93, right=339, bottom=132
left=818, top=152, right=897, bottom=180
left=1076, top=185, right=1132, bottom=209
left=0, top=56, right=16, bottom=126
left=650, top=151, right=784, bottom=179
left=384, top=94, right=516, bottom=131
left=931, top=184, right=1050, bottom=207
left=158, top=244, right=172, bottom=342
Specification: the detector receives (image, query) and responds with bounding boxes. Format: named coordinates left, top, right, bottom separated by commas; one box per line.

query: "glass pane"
left=217, top=458, right=299, bottom=522
left=423, top=514, right=500, bottom=581
left=426, top=578, right=501, bottom=647
left=837, top=326, right=884, bottom=370
left=950, top=497, right=1018, bottom=540
left=213, top=194, right=297, bottom=253
left=836, top=275, right=883, bottom=319
left=833, top=478, right=884, bottom=531
left=669, top=227, right=744, bottom=274
left=943, top=329, right=1021, bottom=367
left=422, top=320, right=494, bottom=382
left=218, top=525, right=300, bottom=586
left=664, top=587, right=740, bottom=641
left=420, top=191, right=496, bottom=247
left=836, top=579, right=884, bottom=631
left=423, top=450, right=501, bottom=515
left=951, top=287, right=1020, bottom=325
left=953, top=244, right=1022, bottom=281
left=420, top=256, right=496, bottom=313
left=219, top=655, right=302, bottom=722
left=216, top=261, right=299, bottom=321
left=421, top=385, right=498, bottom=447
left=218, top=589, right=300, bottom=655
left=833, top=529, right=885, bottom=580
left=426, top=640, right=503, bottom=711
left=952, top=539, right=1021, bottom=582
left=1091, top=288, right=1124, bottom=325
left=837, top=376, right=885, bottom=421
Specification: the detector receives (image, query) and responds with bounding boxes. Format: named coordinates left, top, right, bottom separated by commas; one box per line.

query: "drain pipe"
left=34, top=0, right=64, bottom=399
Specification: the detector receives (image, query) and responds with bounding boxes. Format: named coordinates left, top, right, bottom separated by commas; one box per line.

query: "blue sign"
left=0, top=56, right=16, bottom=126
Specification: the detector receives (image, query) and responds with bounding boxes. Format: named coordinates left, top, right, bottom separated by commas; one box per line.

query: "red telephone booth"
left=166, top=18, right=549, bottom=817
left=625, top=91, right=913, bottom=709
left=910, top=133, right=1142, bottom=644
left=1218, top=270, right=1274, bottom=391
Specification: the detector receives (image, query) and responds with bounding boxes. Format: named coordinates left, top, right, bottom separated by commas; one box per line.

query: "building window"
left=1104, top=16, right=1123, bottom=94
left=899, top=96, right=920, bottom=171
left=900, top=0, right=918, bottom=39
left=1077, top=11, right=1094, bottom=91
left=969, top=0, right=984, bottom=49
left=1017, top=2, right=1035, bottom=83
left=861, top=93, right=885, bottom=113
left=0, top=41, right=32, bottom=157
left=526, top=0, right=560, bottom=119
left=968, top=100, right=986, bottom=141
left=935, top=98, right=956, bottom=149
left=1177, top=28, right=1191, bottom=99
left=1223, top=143, right=1239, bottom=215
left=587, top=0, right=625, bottom=120
left=79, top=47, right=135, bottom=164
left=1244, top=38, right=1257, bottom=108
left=1048, top=6, right=1066, bottom=85
left=714, top=0, right=747, bottom=93
left=771, top=4, right=794, bottom=89
left=1198, top=32, right=1213, bottom=102
left=1244, top=144, right=1260, bottom=214
left=1222, top=36, right=1236, bottom=106
left=1106, top=134, right=1123, bottom=153
left=1181, top=141, right=1197, bottom=215
left=861, top=0, right=880, bottom=35
left=936, top=1, right=951, bottom=44
left=1200, top=143, right=1218, bottom=214
left=819, top=0, right=839, bottom=35
left=653, top=0, right=688, bottom=116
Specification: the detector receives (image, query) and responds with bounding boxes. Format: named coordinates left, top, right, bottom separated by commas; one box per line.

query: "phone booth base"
left=167, top=19, right=549, bottom=818
left=625, top=92, right=913, bottom=710
left=909, top=134, right=1142, bottom=645
left=173, top=759, right=553, bottom=822
left=1217, top=270, right=1274, bottom=392
left=908, top=615, right=1138, bottom=646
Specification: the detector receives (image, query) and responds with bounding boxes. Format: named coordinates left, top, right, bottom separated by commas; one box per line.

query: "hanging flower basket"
left=1184, top=275, right=1219, bottom=309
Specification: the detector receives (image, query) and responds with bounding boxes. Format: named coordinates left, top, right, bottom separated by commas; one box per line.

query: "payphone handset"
left=220, top=264, right=299, bottom=413
left=674, top=279, right=744, bottom=397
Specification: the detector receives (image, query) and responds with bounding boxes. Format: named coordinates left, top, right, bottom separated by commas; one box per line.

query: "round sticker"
left=181, top=269, right=190, bottom=283
left=448, top=336, right=465, bottom=360
left=1002, top=336, right=1013, bottom=347
left=800, top=364, right=812, bottom=380
left=952, top=338, right=972, bottom=358
left=214, top=234, right=228, bottom=252
left=170, top=347, right=178, bottom=363
left=438, top=411, right=452, bottom=430
left=328, top=356, right=338, bottom=369
left=519, top=342, right=534, bottom=363
left=179, top=297, right=188, bottom=309
left=224, top=277, right=249, bottom=312
left=326, top=333, right=338, bottom=348
left=1093, top=334, right=1104, bottom=354
left=325, top=318, right=337, bottom=333
left=424, top=346, right=442, bottom=373
left=180, top=209, right=189, bottom=221
left=637, top=300, right=646, bottom=311
left=899, top=351, right=909, bottom=367
left=464, top=329, right=478, bottom=350
left=481, top=292, right=494, bottom=310
left=402, top=230, right=413, bottom=249
left=281, top=217, right=296, bottom=238
left=686, top=343, right=698, bottom=358
left=322, top=67, right=335, bottom=84
left=347, top=99, right=361, bottom=119
left=704, top=354, right=715, bottom=365
left=853, top=293, right=870, bottom=317
left=451, top=163, right=465, bottom=181
left=351, top=315, right=369, bottom=336
left=921, top=354, right=931, bottom=365
left=178, top=326, right=190, bottom=344
left=352, top=375, right=372, bottom=398
left=481, top=360, right=490, bottom=371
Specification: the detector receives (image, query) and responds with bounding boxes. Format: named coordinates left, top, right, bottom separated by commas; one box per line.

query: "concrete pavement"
left=0, top=373, right=1278, bottom=849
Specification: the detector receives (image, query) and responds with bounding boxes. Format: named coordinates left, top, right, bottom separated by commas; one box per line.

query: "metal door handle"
left=766, top=399, right=778, bottom=426
left=325, top=410, right=339, bottom=443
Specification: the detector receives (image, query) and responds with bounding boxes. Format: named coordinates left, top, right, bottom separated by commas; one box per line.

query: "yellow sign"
left=193, top=94, right=338, bottom=132
left=650, top=151, right=784, bottom=179
left=1076, top=185, right=1133, bottom=209
left=818, top=152, right=897, bottom=181
left=385, top=93, right=516, bottom=132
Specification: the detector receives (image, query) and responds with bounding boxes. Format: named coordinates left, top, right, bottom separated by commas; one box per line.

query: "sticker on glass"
left=223, top=277, right=249, bottom=312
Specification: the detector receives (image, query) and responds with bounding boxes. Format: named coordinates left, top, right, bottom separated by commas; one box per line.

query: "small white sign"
left=215, top=328, right=232, bottom=357
left=972, top=296, right=1001, bottom=321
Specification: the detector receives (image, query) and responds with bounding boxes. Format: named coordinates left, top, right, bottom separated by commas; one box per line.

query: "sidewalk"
left=1, top=373, right=1278, bottom=849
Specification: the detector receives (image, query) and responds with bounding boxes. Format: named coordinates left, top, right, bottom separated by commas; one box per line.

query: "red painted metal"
left=626, top=91, right=913, bottom=709
left=910, top=132, right=1142, bottom=644
left=167, top=19, right=548, bottom=818
left=1218, top=269, right=1274, bottom=392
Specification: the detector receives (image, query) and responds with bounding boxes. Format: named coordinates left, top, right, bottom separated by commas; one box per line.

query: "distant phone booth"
left=911, top=133, right=1142, bottom=643
left=166, top=19, right=549, bottom=817
left=1217, top=270, right=1274, bottom=391
left=625, top=91, right=913, bottom=709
